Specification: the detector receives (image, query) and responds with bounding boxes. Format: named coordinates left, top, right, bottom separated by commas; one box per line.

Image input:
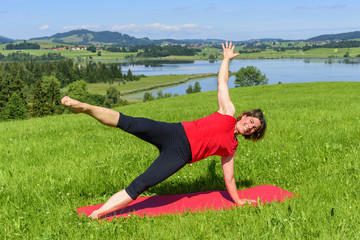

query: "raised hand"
left=222, top=41, right=240, bottom=60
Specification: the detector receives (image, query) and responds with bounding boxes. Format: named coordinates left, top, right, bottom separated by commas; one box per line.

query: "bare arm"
left=217, top=41, right=239, bottom=116
left=221, top=153, right=256, bottom=206
left=89, top=189, right=133, bottom=219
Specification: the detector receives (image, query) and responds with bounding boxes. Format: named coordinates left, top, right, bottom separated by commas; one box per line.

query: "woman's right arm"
left=221, top=153, right=256, bottom=206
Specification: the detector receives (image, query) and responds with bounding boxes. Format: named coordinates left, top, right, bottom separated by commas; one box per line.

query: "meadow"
left=1, top=82, right=360, bottom=239
left=2, top=42, right=360, bottom=61
left=85, top=73, right=217, bottom=96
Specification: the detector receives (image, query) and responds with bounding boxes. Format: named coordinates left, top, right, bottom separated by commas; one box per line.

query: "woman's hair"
left=236, top=109, right=267, bottom=141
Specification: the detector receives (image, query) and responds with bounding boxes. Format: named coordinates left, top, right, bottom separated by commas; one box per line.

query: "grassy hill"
left=30, top=29, right=154, bottom=46
left=307, top=31, right=360, bottom=41
left=0, top=36, right=13, bottom=44
left=1, top=82, right=359, bottom=238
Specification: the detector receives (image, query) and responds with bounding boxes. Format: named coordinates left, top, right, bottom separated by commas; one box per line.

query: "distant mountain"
left=30, top=29, right=154, bottom=46
left=307, top=31, right=360, bottom=41
left=29, top=29, right=238, bottom=46
left=247, top=38, right=283, bottom=43
left=0, top=35, right=13, bottom=43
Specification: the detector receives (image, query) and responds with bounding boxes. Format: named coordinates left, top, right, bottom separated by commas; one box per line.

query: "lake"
left=120, top=59, right=360, bottom=99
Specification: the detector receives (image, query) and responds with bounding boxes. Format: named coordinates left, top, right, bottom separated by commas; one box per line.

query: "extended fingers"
left=223, top=41, right=235, bottom=50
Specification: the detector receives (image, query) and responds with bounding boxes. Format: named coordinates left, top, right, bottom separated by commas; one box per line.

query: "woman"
left=61, top=42, right=266, bottom=219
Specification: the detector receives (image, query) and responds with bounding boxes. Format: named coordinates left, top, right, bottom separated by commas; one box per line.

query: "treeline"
left=243, top=43, right=269, bottom=50
left=143, top=81, right=201, bottom=102
left=241, top=40, right=360, bottom=52
left=239, top=49, right=262, bottom=54
left=0, top=52, right=66, bottom=62
left=0, top=59, right=137, bottom=88
left=5, top=41, right=40, bottom=50
left=106, top=44, right=202, bottom=57
left=302, top=41, right=360, bottom=51
left=307, top=31, right=360, bottom=41
left=0, top=60, right=139, bottom=121
left=105, top=46, right=139, bottom=53
left=136, top=45, right=201, bottom=58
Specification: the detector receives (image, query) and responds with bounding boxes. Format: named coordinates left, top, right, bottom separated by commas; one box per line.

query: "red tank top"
left=182, top=112, right=238, bottom=163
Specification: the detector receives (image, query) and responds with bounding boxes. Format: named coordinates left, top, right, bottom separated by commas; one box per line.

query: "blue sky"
left=1, top=0, right=359, bottom=41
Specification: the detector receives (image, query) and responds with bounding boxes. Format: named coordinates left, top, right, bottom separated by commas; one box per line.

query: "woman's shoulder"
left=216, top=110, right=235, bottom=118
left=215, top=111, right=237, bottom=122
left=217, top=104, right=236, bottom=117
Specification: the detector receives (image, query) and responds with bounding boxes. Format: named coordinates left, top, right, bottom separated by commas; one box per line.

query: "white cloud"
left=111, top=23, right=214, bottom=39
left=39, top=25, right=50, bottom=30
left=112, top=23, right=212, bottom=33
left=63, top=25, right=101, bottom=30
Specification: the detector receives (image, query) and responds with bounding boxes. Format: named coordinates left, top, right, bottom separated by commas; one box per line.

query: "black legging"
left=117, top=113, right=192, bottom=200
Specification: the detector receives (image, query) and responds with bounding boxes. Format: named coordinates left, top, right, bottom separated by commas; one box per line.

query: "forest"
left=136, top=45, right=202, bottom=57
left=105, top=44, right=202, bottom=57
left=5, top=41, right=41, bottom=50
left=0, top=59, right=136, bottom=121
left=0, top=52, right=66, bottom=62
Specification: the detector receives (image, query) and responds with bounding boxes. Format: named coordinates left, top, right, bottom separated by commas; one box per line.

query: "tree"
left=31, top=79, right=49, bottom=117
left=87, top=46, right=97, bottom=53
left=126, top=69, right=133, bottom=81
left=157, top=90, right=164, bottom=98
left=143, top=92, right=155, bottom=102
left=186, top=82, right=201, bottom=94
left=235, top=66, right=269, bottom=87
left=104, top=87, right=120, bottom=108
left=208, top=54, right=216, bottom=60
left=109, top=64, right=122, bottom=81
left=186, top=84, right=193, bottom=94
left=193, top=81, right=201, bottom=93
left=0, top=93, right=27, bottom=120
left=0, top=75, right=10, bottom=111
left=67, top=80, right=88, bottom=101
left=42, top=76, right=62, bottom=114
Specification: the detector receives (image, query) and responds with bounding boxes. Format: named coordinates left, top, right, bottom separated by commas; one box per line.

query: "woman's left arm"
left=217, top=41, right=239, bottom=116
left=221, top=152, right=256, bottom=206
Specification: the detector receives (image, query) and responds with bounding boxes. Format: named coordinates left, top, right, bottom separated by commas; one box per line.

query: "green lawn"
left=83, top=73, right=217, bottom=96
left=1, top=82, right=360, bottom=239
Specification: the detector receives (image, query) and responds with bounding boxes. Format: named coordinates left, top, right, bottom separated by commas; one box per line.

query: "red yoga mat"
left=77, top=185, right=296, bottom=221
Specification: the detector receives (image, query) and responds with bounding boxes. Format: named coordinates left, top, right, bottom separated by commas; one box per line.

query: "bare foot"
left=61, top=96, right=86, bottom=114
left=89, top=210, right=100, bottom=220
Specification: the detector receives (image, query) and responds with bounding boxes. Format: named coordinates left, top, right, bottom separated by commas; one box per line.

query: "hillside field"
left=1, top=82, right=359, bottom=239
left=1, top=42, right=360, bottom=61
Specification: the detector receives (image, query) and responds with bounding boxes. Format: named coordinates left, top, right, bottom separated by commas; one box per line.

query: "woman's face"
left=235, top=116, right=261, bottom=136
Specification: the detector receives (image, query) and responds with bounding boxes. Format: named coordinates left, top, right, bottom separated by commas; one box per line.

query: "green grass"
left=1, top=82, right=360, bottom=239
left=84, top=73, right=218, bottom=96
left=0, top=48, right=138, bottom=61
left=303, top=47, right=360, bottom=58
left=2, top=43, right=360, bottom=61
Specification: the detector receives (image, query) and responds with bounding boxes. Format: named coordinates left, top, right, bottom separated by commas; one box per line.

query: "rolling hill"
left=30, top=29, right=154, bottom=46
left=0, top=35, right=13, bottom=44
left=29, top=29, right=243, bottom=46
left=6, top=29, right=360, bottom=46
left=307, top=31, right=360, bottom=41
